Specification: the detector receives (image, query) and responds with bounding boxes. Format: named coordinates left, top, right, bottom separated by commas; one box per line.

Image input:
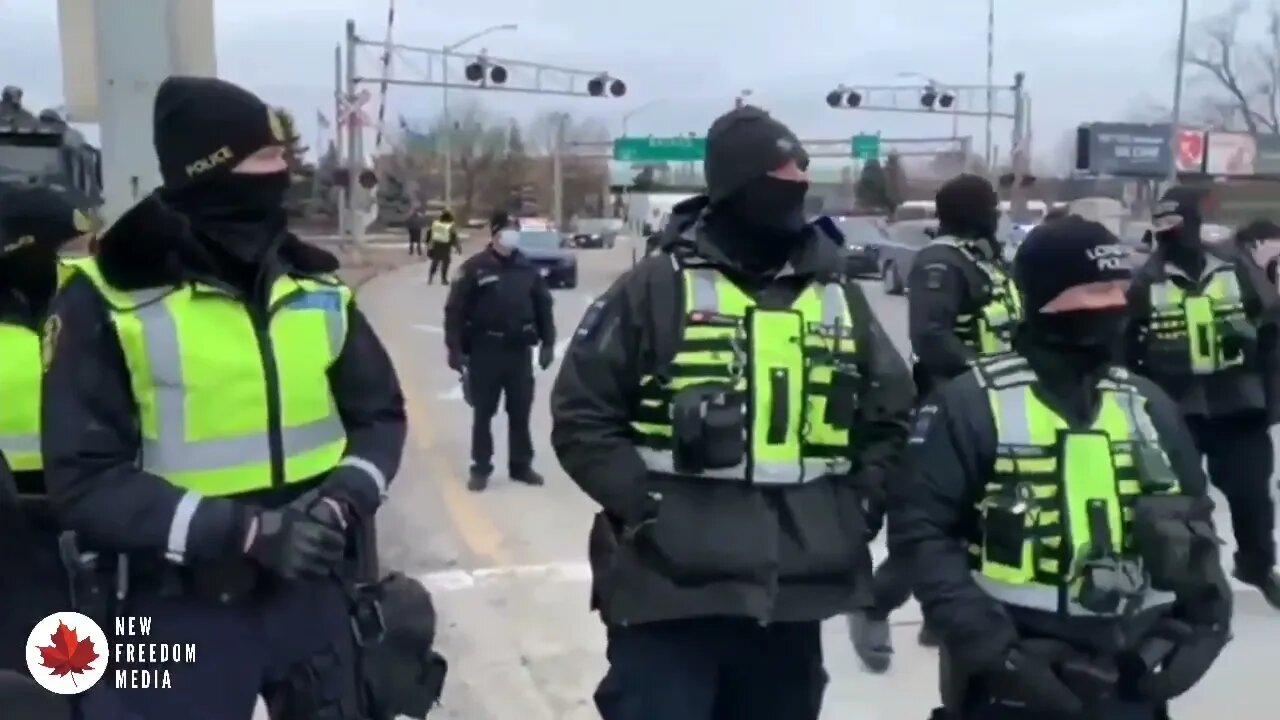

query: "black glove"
left=538, top=343, right=555, bottom=370
left=290, top=488, right=350, bottom=532
left=244, top=506, right=346, bottom=580
left=851, top=467, right=886, bottom=539
left=986, top=643, right=1085, bottom=717
left=447, top=351, right=464, bottom=372
left=1134, top=619, right=1228, bottom=702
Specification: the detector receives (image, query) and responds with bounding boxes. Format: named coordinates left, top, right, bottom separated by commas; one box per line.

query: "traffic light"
left=358, top=169, right=377, bottom=189
left=464, top=57, right=507, bottom=85
left=938, top=92, right=955, bottom=108
left=920, top=87, right=937, bottom=108
left=825, top=89, right=862, bottom=108
left=587, top=75, right=627, bottom=97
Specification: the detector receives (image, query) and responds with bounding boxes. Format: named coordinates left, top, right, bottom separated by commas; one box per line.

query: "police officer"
left=426, top=209, right=460, bottom=284
left=444, top=211, right=555, bottom=492
left=849, top=174, right=1021, bottom=668
left=550, top=105, right=913, bottom=720
left=42, top=76, right=407, bottom=720
left=1124, top=187, right=1280, bottom=608
left=405, top=205, right=427, bottom=257
left=1234, top=217, right=1280, bottom=286
left=0, top=186, right=92, bottom=678
left=893, top=218, right=1232, bottom=719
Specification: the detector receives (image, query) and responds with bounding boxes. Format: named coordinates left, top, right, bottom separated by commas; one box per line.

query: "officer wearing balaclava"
left=1123, top=186, right=1280, bottom=608
left=0, top=186, right=92, bottom=684
left=550, top=105, right=913, bottom=720
left=849, top=174, right=1020, bottom=670
left=40, top=76, right=409, bottom=717
left=894, top=217, right=1232, bottom=719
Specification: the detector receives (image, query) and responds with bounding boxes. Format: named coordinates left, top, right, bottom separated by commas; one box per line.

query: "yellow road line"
left=375, top=283, right=509, bottom=566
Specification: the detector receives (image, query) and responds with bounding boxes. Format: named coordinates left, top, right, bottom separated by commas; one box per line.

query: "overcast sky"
left=0, top=0, right=1254, bottom=172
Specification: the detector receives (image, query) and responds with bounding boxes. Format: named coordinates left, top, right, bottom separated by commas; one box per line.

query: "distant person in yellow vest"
left=42, top=75, right=407, bottom=720
left=426, top=209, right=461, bottom=284
left=0, top=186, right=94, bottom=693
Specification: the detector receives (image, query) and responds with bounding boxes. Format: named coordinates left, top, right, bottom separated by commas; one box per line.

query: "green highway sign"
left=851, top=133, right=881, bottom=160
left=613, top=136, right=706, bottom=162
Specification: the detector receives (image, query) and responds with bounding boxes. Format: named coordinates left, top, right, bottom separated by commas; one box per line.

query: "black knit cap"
left=704, top=105, right=808, bottom=203
left=0, top=186, right=88, bottom=258
left=489, top=211, right=512, bottom=234
left=1014, top=216, right=1131, bottom=313
left=153, top=76, right=284, bottom=189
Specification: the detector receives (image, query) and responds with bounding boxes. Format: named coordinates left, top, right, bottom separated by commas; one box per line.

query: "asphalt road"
left=359, top=241, right=1279, bottom=720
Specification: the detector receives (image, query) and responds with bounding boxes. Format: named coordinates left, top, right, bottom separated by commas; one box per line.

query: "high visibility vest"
left=76, top=262, right=352, bottom=496
left=1145, top=257, right=1254, bottom=376
left=968, top=353, right=1181, bottom=617
left=0, top=258, right=90, bottom=472
left=931, top=239, right=1022, bottom=354
left=630, top=265, right=859, bottom=484
left=430, top=220, right=454, bottom=245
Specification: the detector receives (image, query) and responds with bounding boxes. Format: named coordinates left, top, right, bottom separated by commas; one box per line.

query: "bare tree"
left=1186, top=1, right=1280, bottom=133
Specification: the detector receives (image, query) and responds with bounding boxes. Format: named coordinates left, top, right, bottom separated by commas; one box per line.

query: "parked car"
left=835, top=216, right=890, bottom=277
left=567, top=217, right=624, bottom=248
left=877, top=219, right=937, bottom=295
left=517, top=229, right=578, bottom=288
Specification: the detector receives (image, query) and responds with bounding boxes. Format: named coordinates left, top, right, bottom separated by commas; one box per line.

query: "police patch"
left=923, top=264, right=948, bottom=290
left=41, top=314, right=62, bottom=371
left=575, top=297, right=609, bottom=341
left=285, top=291, right=342, bottom=311
left=907, top=404, right=938, bottom=445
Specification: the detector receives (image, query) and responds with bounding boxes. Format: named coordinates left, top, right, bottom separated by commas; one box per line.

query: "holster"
left=57, top=531, right=110, bottom=626
left=354, top=573, right=448, bottom=719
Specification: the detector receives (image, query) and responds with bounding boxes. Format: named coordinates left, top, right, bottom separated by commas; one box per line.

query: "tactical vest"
left=968, top=354, right=1181, bottom=617
left=630, top=265, right=860, bottom=484
left=0, top=257, right=92, bottom=472
left=1144, top=257, right=1254, bottom=376
left=932, top=239, right=1022, bottom=354
left=430, top=220, right=454, bottom=245
left=75, top=261, right=351, bottom=497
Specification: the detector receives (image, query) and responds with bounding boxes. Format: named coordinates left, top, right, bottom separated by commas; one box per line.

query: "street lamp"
left=1168, top=0, right=1190, bottom=183
left=443, top=23, right=518, bottom=209
left=621, top=99, right=663, bottom=135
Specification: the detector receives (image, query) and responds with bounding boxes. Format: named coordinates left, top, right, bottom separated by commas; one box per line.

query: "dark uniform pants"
left=407, top=230, right=423, bottom=256
left=595, top=619, right=827, bottom=720
left=1186, top=413, right=1276, bottom=574
left=469, top=344, right=534, bottom=475
left=112, top=579, right=355, bottom=720
left=0, top=517, right=67, bottom=676
left=427, top=243, right=452, bottom=282
left=869, top=554, right=914, bottom=615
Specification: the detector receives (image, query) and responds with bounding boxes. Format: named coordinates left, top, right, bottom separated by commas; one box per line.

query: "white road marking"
left=417, top=560, right=593, bottom=593
left=414, top=324, right=443, bottom=333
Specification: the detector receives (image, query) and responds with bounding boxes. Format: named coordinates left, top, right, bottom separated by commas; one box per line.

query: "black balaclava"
left=1152, top=186, right=1210, bottom=274
left=1013, top=217, right=1133, bottom=387
left=0, top=186, right=86, bottom=320
left=153, top=76, right=291, bottom=276
left=703, top=105, right=810, bottom=273
left=936, top=173, right=1001, bottom=258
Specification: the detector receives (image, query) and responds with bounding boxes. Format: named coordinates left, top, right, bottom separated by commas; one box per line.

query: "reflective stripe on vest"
left=1147, top=258, right=1250, bottom=375
left=968, top=354, right=1179, bottom=617
left=77, top=264, right=351, bottom=496
left=631, top=267, right=858, bottom=485
left=0, top=323, right=42, bottom=471
left=430, top=220, right=453, bottom=244
left=931, top=239, right=1022, bottom=354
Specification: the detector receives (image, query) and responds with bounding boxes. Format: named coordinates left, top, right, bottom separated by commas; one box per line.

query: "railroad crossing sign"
left=337, top=89, right=373, bottom=128
left=613, top=136, right=706, bottom=162
left=851, top=133, right=881, bottom=160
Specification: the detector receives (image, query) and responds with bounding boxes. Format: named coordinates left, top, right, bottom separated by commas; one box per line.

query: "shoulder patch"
left=574, top=295, right=610, bottom=342
left=285, top=290, right=343, bottom=311
left=908, top=403, right=938, bottom=445
left=41, top=314, right=62, bottom=371
left=923, top=263, right=949, bottom=290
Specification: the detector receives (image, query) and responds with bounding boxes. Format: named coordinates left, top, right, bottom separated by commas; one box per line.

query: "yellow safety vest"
left=968, top=353, right=1182, bottom=616
left=1145, top=257, right=1253, bottom=376
left=430, top=220, right=454, bottom=245
left=631, top=266, right=859, bottom=484
left=0, top=258, right=91, bottom=472
left=75, top=261, right=352, bottom=496
left=932, top=239, right=1022, bottom=354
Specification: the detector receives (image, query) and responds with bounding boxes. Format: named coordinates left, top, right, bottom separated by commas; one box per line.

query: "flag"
left=317, top=110, right=330, bottom=130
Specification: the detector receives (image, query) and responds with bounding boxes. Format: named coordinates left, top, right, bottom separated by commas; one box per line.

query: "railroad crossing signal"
left=337, top=89, right=373, bottom=128
left=851, top=134, right=881, bottom=160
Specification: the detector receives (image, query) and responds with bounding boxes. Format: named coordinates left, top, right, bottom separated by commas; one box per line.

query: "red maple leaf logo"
left=35, top=621, right=99, bottom=685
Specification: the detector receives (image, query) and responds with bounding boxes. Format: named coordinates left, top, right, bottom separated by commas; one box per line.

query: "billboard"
left=1255, top=135, right=1280, bottom=175
left=1206, top=132, right=1258, bottom=176
left=1077, top=123, right=1171, bottom=177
